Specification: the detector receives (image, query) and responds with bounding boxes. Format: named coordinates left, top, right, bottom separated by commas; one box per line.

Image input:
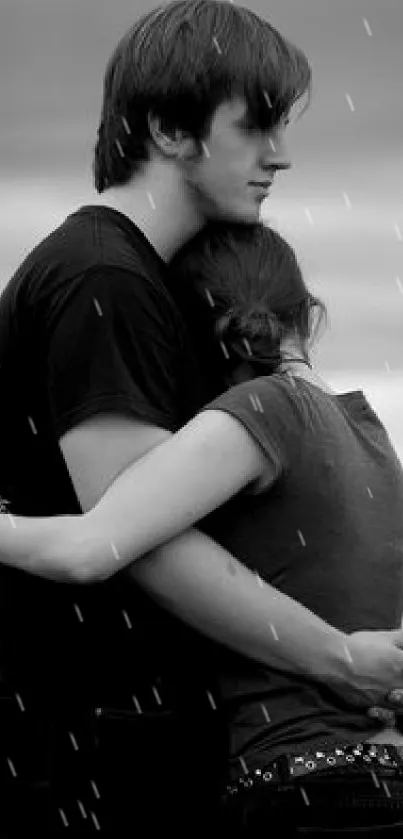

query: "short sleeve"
left=46, top=267, right=182, bottom=437
left=204, top=375, right=300, bottom=493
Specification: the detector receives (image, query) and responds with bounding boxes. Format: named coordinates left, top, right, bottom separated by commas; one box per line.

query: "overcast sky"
left=1, top=0, right=403, bottom=456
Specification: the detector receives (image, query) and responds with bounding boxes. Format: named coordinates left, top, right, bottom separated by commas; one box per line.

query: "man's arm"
left=129, top=529, right=403, bottom=709
left=58, top=414, right=403, bottom=711
left=59, top=414, right=171, bottom=512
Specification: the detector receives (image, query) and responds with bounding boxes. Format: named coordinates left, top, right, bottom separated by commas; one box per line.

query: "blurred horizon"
left=1, top=0, right=402, bottom=458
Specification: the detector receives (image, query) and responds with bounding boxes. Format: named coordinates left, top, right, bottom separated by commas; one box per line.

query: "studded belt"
left=224, top=742, right=403, bottom=800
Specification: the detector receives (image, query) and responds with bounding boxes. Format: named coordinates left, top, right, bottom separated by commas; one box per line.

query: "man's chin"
left=207, top=203, right=261, bottom=225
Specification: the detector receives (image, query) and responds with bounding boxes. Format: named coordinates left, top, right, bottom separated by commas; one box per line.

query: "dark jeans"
left=222, top=765, right=403, bottom=837
left=0, top=704, right=222, bottom=837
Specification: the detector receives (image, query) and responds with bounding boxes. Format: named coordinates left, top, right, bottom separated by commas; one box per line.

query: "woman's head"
left=170, top=221, right=327, bottom=376
left=93, top=0, right=311, bottom=195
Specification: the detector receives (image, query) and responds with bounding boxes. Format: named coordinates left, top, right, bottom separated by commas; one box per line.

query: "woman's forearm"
left=0, top=513, right=93, bottom=582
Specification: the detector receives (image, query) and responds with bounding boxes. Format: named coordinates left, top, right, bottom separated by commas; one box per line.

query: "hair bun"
left=214, top=305, right=284, bottom=368
left=215, top=306, right=281, bottom=340
left=238, top=307, right=283, bottom=344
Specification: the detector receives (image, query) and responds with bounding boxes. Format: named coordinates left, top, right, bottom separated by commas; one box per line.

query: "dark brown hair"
left=94, top=0, right=311, bottom=192
left=170, top=221, right=327, bottom=375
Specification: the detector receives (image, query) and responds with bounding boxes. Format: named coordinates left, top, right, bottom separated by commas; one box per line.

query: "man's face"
left=182, top=98, right=292, bottom=224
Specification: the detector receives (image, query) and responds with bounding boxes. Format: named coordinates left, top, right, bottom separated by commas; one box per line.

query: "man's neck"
left=91, top=163, right=204, bottom=263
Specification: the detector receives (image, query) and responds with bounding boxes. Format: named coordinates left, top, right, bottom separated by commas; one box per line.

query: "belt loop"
left=276, top=753, right=291, bottom=783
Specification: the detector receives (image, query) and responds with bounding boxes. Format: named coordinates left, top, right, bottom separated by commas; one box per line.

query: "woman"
left=2, top=221, right=403, bottom=835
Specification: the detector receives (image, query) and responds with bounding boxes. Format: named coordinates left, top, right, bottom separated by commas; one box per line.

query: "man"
left=0, top=1, right=402, bottom=835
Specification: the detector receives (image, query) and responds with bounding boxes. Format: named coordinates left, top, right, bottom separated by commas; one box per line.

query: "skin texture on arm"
left=0, top=409, right=266, bottom=581
left=0, top=414, right=173, bottom=581
left=128, top=530, right=403, bottom=710
left=59, top=413, right=172, bottom=512
left=72, top=407, right=269, bottom=579
left=2, top=412, right=403, bottom=707
left=0, top=407, right=267, bottom=581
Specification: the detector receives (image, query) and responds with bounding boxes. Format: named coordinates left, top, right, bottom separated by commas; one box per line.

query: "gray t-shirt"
left=203, top=373, right=403, bottom=781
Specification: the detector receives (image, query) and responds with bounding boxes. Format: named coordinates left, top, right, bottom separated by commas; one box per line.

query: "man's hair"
left=169, top=221, right=327, bottom=374
left=94, top=0, right=311, bottom=192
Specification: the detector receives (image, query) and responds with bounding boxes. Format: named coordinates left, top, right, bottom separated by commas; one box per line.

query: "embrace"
left=1, top=3, right=403, bottom=837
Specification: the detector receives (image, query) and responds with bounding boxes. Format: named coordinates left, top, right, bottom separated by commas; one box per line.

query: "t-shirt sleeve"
left=204, top=375, right=300, bottom=493
left=46, top=267, right=182, bottom=437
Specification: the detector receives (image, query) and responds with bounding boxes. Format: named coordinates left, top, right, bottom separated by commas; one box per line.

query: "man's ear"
left=147, top=112, right=199, bottom=160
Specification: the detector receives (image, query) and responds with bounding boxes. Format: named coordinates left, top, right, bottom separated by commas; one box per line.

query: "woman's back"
left=201, top=372, right=403, bottom=781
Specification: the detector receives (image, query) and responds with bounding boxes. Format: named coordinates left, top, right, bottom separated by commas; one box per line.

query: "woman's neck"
left=275, top=339, right=337, bottom=395
left=277, top=360, right=336, bottom=396
left=229, top=353, right=337, bottom=397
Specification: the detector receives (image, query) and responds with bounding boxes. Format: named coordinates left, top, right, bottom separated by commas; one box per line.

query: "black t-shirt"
left=0, top=206, right=216, bottom=709
left=203, top=374, right=403, bottom=781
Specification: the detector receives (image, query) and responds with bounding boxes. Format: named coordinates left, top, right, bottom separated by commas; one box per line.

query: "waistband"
left=223, top=742, right=403, bottom=800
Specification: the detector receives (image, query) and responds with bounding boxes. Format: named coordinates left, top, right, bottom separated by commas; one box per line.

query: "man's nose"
left=262, top=129, right=292, bottom=171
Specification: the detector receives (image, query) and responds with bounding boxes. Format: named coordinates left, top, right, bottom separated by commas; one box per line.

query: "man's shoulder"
left=28, top=205, right=164, bottom=276
left=2, top=205, right=173, bottom=317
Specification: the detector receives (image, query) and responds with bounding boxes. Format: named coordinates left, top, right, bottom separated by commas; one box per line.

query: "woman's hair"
left=170, top=221, right=327, bottom=375
left=94, top=0, right=311, bottom=192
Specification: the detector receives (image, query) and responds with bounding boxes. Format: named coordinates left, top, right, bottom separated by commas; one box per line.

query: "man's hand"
left=368, top=689, right=403, bottom=728
left=330, top=630, right=403, bottom=713
left=367, top=706, right=398, bottom=725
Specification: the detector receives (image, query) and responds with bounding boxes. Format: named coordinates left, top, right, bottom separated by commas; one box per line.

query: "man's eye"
left=277, top=115, right=290, bottom=129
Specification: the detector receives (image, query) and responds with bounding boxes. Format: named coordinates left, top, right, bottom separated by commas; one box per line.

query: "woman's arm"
left=3, top=424, right=403, bottom=709
left=79, top=408, right=269, bottom=580
left=3, top=512, right=403, bottom=709
left=0, top=408, right=269, bottom=582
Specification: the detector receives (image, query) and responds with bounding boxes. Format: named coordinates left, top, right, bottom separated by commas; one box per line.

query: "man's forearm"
left=0, top=512, right=348, bottom=682
left=2, top=515, right=401, bottom=710
left=128, top=527, right=350, bottom=686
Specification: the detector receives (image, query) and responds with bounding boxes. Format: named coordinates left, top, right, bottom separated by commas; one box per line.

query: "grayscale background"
left=1, top=0, right=402, bottom=457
